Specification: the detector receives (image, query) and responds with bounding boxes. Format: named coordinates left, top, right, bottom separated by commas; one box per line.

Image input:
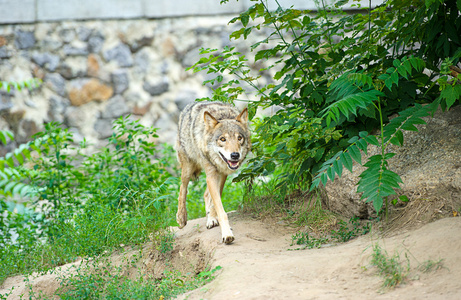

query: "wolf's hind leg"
left=177, top=154, right=195, bottom=229
left=204, top=188, right=219, bottom=229
left=176, top=175, right=189, bottom=229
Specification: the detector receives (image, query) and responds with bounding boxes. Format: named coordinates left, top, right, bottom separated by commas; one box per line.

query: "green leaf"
left=230, top=28, right=245, bottom=40
left=314, top=147, right=325, bottom=162
left=327, top=164, right=335, bottom=181
left=241, top=13, right=250, bottom=27
left=425, top=0, right=437, bottom=9
left=347, top=73, right=374, bottom=88
left=12, top=183, right=28, bottom=196
left=400, top=120, right=421, bottom=131
left=386, top=67, right=395, bottom=74
left=364, top=135, right=379, bottom=146
left=333, top=159, right=343, bottom=178
left=372, top=196, right=384, bottom=212
left=4, top=181, right=16, bottom=194
left=310, top=177, right=321, bottom=191
left=14, top=152, right=24, bottom=164
left=408, top=56, right=425, bottom=72
left=390, top=72, right=399, bottom=85
left=5, top=153, right=14, bottom=168
left=340, top=152, right=353, bottom=172
left=358, top=131, right=369, bottom=138
left=357, top=171, right=381, bottom=189
left=440, top=84, right=461, bottom=110
left=348, top=145, right=362, bottom=165
left=265, top=161, right=276, bottom=173
left=0, top=130, right=14, bottom=145
left=389, top=130, right=404, bottom=146
left=348, top=136, right=359, bottom=144
left=356, top=139, right=368, bottom=153
left=399, top=195, right=409, bottom=203
left=321, top=172, right=328, bottom=186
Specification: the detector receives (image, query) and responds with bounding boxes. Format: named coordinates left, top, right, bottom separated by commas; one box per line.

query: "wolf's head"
left=204, top=107, right=251, bottom=173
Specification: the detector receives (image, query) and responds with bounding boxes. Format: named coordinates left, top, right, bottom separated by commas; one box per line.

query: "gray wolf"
left=176, top=101, right=251, bottom=244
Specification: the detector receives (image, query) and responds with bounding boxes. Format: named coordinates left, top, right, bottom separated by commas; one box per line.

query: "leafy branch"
left=0, top=78, right=41, bottom=92
left=310, top=56, right=433, bottom=212
left=192, top=0, right=461, bottom=214
left=0, top=78, right=43, bottom=197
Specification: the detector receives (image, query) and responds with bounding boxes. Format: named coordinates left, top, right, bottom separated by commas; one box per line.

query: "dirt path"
left=2, top=213, right=461, bottom=299
left=176, top=213, right=461, bottom=300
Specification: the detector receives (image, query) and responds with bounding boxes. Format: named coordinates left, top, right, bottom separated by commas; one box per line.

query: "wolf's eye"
left=238, top=136, right=243, bottom=141
left=220, top=137, right=226, bottom=142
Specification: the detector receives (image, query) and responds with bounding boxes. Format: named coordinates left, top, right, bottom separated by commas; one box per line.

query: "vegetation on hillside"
left=0, top=116, right=241, bottom=296
left=1, top=0, right=460, bottom=297
left=191, top=0, right=461, bottom=212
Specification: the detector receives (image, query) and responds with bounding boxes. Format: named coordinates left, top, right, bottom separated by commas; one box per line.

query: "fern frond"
left=321, top=89, right=384, bottom=126
left=329, top=71, right=361, bottom=99
left=2, top=153, right=15, bottom=170
left=378, top=56, right=425, bottom=90
left=310, top=131, right=374, bottom=190
left=383, top=104, right=430, bottom=146
left=0, top=140, right=37, bottom=172
left=346, top=72, right=374, bottom=89
left=0, top=168, right=33, bottom=197
left=357, top=154, right=403, bottom=212
left=310, top=129, right=403, bottom=213
left=0, top=130, right=39, bottom=197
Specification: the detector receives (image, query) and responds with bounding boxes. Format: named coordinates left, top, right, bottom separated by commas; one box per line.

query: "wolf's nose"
left=230, top=152, right=240, bottom=160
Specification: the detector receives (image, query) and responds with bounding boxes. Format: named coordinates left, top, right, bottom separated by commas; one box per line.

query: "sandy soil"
left=2, top=213, right=461, bottom=300
left=176, top=213, right=461, bottom=300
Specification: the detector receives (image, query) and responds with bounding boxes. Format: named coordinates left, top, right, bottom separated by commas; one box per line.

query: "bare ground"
left=176, top=213, right=461, bottom=300
left=2, top=212, right=461, bottom=300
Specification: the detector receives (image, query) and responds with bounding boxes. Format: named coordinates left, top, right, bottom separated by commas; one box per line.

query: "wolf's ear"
left=204, top=111, right=219, bottom=130
left=236, top=107, right=249, bottom=124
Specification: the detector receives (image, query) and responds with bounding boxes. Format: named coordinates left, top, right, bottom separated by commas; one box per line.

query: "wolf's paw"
left=206, top=217, right=219, bottom=229
left=222, top=235, right=235, bottom=244
left=221, top=224, right=234, bottom=245
left=176, top=211, right=187, bottom=229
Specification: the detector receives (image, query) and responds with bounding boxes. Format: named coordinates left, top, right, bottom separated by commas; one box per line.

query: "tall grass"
left=0, top=117, right=243, bottom=293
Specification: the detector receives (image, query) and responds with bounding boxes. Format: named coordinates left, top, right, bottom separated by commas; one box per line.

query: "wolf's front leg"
left=205, top=167, right=233, bottom=244
left=204, top=188, right=219, bottom=229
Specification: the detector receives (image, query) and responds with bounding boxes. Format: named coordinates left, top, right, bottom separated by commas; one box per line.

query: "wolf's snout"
left=231, top=152, right=240, bottom=160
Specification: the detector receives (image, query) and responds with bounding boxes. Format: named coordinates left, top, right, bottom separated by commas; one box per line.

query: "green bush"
left=0, top=110, right=245, bottom=285
left=0, top=116, right=180, bottom=282
left=190, top=0, right=461, bottom=212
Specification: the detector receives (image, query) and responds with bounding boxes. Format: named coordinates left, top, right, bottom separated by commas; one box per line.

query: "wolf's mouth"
left=219, top=152, right=240, bottom=170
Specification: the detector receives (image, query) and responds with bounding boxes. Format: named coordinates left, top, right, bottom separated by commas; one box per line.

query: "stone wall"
left=0, top=1, right=382, bottom=153
left=0, top=16, right=268, bottom=152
